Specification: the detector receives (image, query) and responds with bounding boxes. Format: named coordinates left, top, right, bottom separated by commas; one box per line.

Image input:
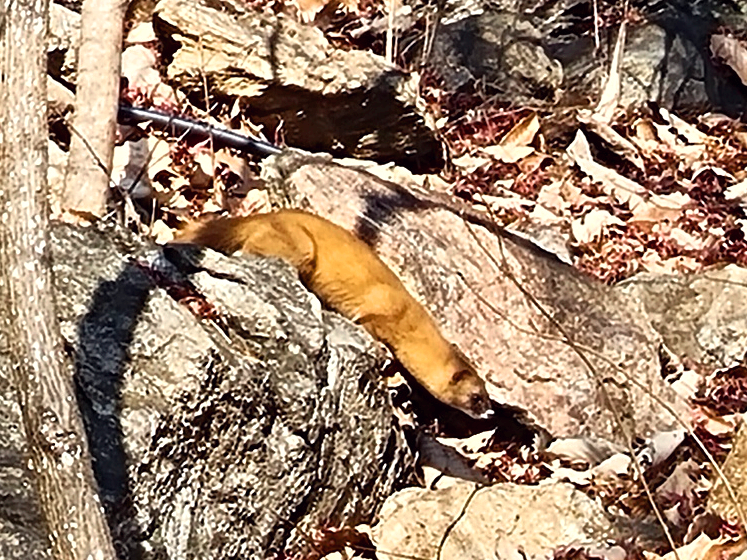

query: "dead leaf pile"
left=430, top=77, right=747, bottom=282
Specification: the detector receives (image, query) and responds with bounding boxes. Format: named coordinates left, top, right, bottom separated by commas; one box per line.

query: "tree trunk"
left=62, top=0, right=128, bottom=218
left=0, top=0, right=118, bottom=558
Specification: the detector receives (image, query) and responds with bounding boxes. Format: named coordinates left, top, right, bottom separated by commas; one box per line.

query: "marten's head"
left=442, top=366, right=493, bottom=419
left=430, top=348, right=493, bottom=420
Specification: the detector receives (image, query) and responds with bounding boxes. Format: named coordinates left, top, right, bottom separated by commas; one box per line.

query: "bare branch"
left=62, top=0, right=129, bottom=218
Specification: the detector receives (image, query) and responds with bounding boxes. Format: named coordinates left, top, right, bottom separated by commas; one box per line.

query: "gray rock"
left=539, top=1, right=747, bottom=113
left=430, top=10, right=563, bottom=102
left=154, top=0, right=442, bottom=172
left=427, top=0, right=747, bottom=113
left=617, top=264, right=747, bottom=369
left=0, top=221, right=411, bottom=560
left=0, top=362, right=49, bottom=559
left=372, top=480, right=619, bottom=560
left=48, top=3, right=80, bottom=84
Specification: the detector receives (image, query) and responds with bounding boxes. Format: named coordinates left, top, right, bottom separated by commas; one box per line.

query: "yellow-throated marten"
left=178, top=210, right=493, bottom=420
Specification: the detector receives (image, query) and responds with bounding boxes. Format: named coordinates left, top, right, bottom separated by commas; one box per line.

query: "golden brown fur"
left=178, top=210, right=492, bottom=419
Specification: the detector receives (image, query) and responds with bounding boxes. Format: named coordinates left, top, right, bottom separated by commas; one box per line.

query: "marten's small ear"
left=450, top=369, right=470, bottom=384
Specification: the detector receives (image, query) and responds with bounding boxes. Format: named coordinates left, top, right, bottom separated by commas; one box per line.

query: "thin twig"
left=436, top=483, right=483, bottom=560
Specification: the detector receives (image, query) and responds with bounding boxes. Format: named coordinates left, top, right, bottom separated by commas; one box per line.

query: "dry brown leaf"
left=725, top=179, right=747, bottom=202
left=215, top=149, right=249, bottom=185
left=486, top=180, right=520, bottom=196
left=546, top=437, right=621, bottom=465
left=641, top=430, right=687, bottom=467
left=499, top=112, right=540, bottom=147
left=592, top=453, right=632, bottom=480
left=149, top=219, right=174, bottom=244
left=168, top=175, right=190, bottom=192
left=648, top=109, right=710, bottom=169
left=452, top=153, right=491, bottom=173
left=549, top=466, right=594, bottom=486
left=230, top=189, right=271, bottom=216
left=112, top=138, right=152, bottom=198
left=593, top=20, right=625, bottom=122
left=633, top=118, right=658, bottom=142
left=202, top=199, right=222, bottom=213
left=191, top=151, right=214, bottom=189
left=146, top=139, right=174, bottom=182
left=711, top=34, right=747, bottom=86
left=640, top=253, right=700, bottom=275
left=517, top=152, right=549, bottom=174
left=656, top=107, right=711, bottom=145
left=122, top=45, right=161, bottom=89
left=643, top=534, right=746, bottom=560
left=536, top=181, right=567, bottom=214
left=560, top=181, right=595, bottom=208
left=571, top=209, right=624, bottom=244
left=150, top=186, right=187, bottom=208
left=698, top=112, right=738, bottom=128
left=669, top=227, right=706, bottom=251
left=629, top=118, right=663, bottom=156
left=478, top=194, right=533, bottom=213
left=579, top=112, right=645, bottom=170
left=121, top=44, right=177, bottom=105
left=481, top=144, right=534, bottom=163
left=293, top=0, right=358, bottom=22
left=734, top=131, right=747, bottom=150
left=481, top=113, right=540, bottom=163
left=169, top=193, right=191, bottom=209
left=692, top=164, right=735, bottom=182
left=527, top=203, right=563, bottom=225
left=567, top=130, right=647, bottom=208
left=630, top=192, right=690, bottom=223
left=126, top=22, right=156, bottom=43
left=694, top=408, right=740, bottom=437
left=670, top=369, right=703, bottom=400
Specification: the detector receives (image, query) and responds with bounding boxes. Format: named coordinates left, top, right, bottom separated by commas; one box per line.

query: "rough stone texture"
left=430, top=10, right=563, bottom=103
left=34, top=221, right=410, bottom=559
left=261, top=151, right=688, bottom=444
left=372, top=480, right=620, bottom=560
left=154, top=0, right=442, bottom=172
left=617, top=264, right=747, bottom=369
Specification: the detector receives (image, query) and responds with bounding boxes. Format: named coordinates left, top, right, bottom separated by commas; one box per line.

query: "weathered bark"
left=62, top=0, right=128, bottom=218
left=0, top=0, right=117, bottom=558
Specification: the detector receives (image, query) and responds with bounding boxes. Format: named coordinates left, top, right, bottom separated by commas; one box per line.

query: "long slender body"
left=178, top=210, right=492, bottom=419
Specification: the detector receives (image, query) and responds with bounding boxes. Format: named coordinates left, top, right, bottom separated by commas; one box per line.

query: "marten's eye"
left=470, top=394, right=485, bottom=408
